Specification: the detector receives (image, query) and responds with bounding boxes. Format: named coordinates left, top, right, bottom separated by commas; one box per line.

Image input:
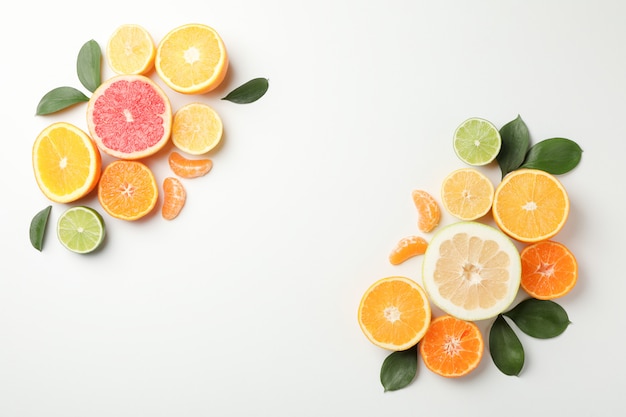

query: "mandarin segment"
left=97, top=160, right=158, bottom=221
left=162, top=177, right=186, bottom=220
left=412, top=190, right=441, bottom=233
left=492, top=169, right=569, bottom=243
left=168, top=151, right=213, bottom=178
left=389, top=236, right=428, bottom=265
left=32, top=122, right=102, bottom=203
left=520, top=240, right=578, bottom=300
left=358, top=276, right=431, bottom=351
left=419, top=315, right=484, bottom=378
left=155, top=23, right=229, bottom=94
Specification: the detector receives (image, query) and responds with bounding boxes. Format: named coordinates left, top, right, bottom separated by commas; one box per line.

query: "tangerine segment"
left=32, top=122, right=102, bottom=203
left=422, top=221, right=521, bottom=321
left=358, top=276, right=431, bottom=351
left=492, top=169, right=569, bottom=243
left=155, top=23, right=229, bottom=94
left=412, top=190, right=441, bottom=233
left=389, top=236, right=428, bottom=265
left=520, top=240, right=578, bottom=300
left=86, top=74, right=172, bottom=160
left=162, top=177, right=186, bottom=220
left=106, top=24, right=156, bottom=75
left=97, top=160, right=158, bottom=221
left=441, top=168, right=494, bottom=221
left=419, top=315, right=484, bottom=378
left=168, top=151, right=213, bottom=178
left=172, top=102, right=223, bottom=155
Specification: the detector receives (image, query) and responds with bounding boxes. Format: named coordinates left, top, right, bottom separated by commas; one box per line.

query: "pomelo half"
left=86, top=74, right=172, bottom=160
left=422, top=221, right=521, bottom=321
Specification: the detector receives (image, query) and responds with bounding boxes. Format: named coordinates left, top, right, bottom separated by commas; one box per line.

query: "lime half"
left=57, top=206, right=106, bottom=254
left=453, top=118, right=502, bottom=166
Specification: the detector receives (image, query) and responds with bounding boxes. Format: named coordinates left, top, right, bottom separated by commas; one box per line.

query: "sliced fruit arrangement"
left=31, top=23, right=269, bottom=253
left=359, top=114, right=583, bottom=390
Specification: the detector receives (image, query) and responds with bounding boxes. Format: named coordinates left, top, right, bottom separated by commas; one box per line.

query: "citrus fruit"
left=358, top=276, right=431, bottom=351
left=171, top=102, right=223, bottom=154
left=411, top=190, right=441, bottom=233
left=492, top=168, right=569, bottom=243
left=57, top=206, right=106, bottom=254
left=168, top=151, right=213, bottom=178
left=419, top=315, right=484, bottom=378
left=441, top=168, right=494, bottom=220
left=389, top=236, right=428, bottom=265
left=32, top=122, right=102, bottom=203
left=453, top=118, right=501, bottom=166
left=97, top=160, right=158, bottom=221
left=86, top=74, right=172, bottom=160
left=162, top=177, right=186, bottom=220
left=520, top=240, right=578, bottom=300
left=106, top=24, right=156, bottom=75
left=422, top=221, right=521, bottom=321
left=155, top=23, right=229, bottom=94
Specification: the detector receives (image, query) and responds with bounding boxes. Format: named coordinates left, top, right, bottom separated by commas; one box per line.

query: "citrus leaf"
left=222, top=77, right=269, bottom=104
left=29, top=205, right=52, bottom=251
left=380, top=345, right=417, bottom=392
left=497, top=115, right=530, bottom=178
left=77, top=39, right=102, bottom=92
left=520, top=138, right=582, bottom=175
left=489, top=315, right=524, bottom=376
left=36, top=86, right=90, bottom=115
left=503, top=298, right=571, bottom=339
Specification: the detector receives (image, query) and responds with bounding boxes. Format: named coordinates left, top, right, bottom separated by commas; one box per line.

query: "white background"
left=1, top=0, right=624, bottom=415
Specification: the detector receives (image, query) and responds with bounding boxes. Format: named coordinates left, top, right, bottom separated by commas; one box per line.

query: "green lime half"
left=453, top=118, right=502, bottom=166
left=57, top=206, right=106, bottom=254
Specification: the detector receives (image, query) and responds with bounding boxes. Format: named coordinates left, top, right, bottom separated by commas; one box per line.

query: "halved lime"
left=453, top=118, right=502, bottom=166
left=57, top=206, right=106, bottom=254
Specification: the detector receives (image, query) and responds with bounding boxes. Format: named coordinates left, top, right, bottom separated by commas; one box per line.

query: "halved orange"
left=32, top=122, right=101, bottom=203
left=97, top=160, right=158, bottom=221
left=155, top=23, right=229, bottom=94
left=441, top=168, right=494, bottom=220
left=412, top=190, right=441, bottom=233
left=358, top=276, right=431, bottom=351
left=520, top=240, right=578, bottom=300
left=106, top=24, right=156, bottom=75
left=492, top=169, right=569, bottom=243
left=419, top=315, right=484, bottom=378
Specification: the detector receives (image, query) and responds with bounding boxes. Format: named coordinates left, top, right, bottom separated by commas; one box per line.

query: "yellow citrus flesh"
left=441, top=168, right=494, bottom=220
left=422, top=221, right=521, bottom=321
left=492, top=169, right=569, bottom=243
left=172, top=102, right=223, bottom=154
left=358, top=276, right=431, bottom=351
left=106, top=24, right=156, bottom=75
left=155, top=23, right=228, bottom=94
left=32, top=122, right=102, bottom=203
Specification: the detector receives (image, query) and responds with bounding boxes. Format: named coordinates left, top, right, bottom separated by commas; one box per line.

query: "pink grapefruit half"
left=86, top=74, right=172, bottom=160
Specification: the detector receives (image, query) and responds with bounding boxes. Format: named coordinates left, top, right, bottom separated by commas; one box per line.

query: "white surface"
left=1, top=0, right=624, bottom=415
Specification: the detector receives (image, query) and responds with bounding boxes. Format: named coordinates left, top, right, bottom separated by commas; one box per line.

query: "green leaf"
left=222, top=77, right=269, bottom=104
left=77, top=39, right=102, bottom=92
left=489, top=315, right=524, bottom=376
left=380, top=345, right=417, bottom=392
left=36, top=86, right=90, bottom=115
left=30, top=205, right=52, bottom=251
left=503, top=298, right=571, bottom=339
left=497, top=115, right=530, bottom=178
left=520, top=138, right=582, bottom=175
